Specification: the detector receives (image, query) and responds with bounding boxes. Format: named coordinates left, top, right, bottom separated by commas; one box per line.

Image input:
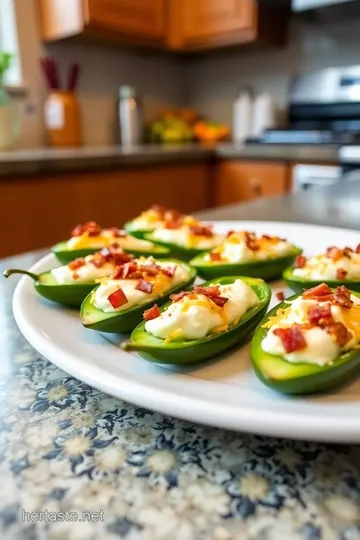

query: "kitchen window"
left=0, top=0, right=22, bottom=86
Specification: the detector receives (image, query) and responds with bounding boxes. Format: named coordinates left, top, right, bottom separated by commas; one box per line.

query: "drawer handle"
left=250, top=177, right=262, bottom=196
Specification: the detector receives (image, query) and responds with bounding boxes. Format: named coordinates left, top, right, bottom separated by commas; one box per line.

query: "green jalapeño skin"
left=3, top=268, right=96, bottom=307
left=52, top=239, right=170, bottom=265
left=143, top=232, right=220, bottom=261
left=251, top=290, right=360, bottom=395
left=128, top=276, right=271, bottom=365
left=80, top=260, right=197, bottom=333
left=190, top=246, right=303, bottom=281
left=283, top=266, right=360, bottom=293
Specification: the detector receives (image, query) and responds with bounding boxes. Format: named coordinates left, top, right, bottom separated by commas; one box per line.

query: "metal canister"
left=118, top=86, right=142, bottom=146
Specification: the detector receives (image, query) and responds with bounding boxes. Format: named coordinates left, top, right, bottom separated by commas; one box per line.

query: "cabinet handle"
left=250, top=177, right=262, bottom=196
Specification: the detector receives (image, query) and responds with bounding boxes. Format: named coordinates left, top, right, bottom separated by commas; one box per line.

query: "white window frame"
left=0, top=0, right=22, bottom=86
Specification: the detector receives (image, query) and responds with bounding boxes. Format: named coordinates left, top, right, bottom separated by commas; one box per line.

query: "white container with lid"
left=232, top=90, right=252, bottom=144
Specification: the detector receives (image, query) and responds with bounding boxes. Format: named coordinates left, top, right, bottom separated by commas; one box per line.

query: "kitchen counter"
left=1, top=185, right=360, bottom=540
left=0, top=143, right=340, bottom=176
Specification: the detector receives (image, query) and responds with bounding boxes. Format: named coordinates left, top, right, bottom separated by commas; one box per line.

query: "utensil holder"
left=44, top=91, right=82, bottom=147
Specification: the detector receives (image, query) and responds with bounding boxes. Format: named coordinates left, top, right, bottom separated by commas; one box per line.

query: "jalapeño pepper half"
left=283, top=266, right=360, bottom=293
left=3, top=269, right=96, bottom=307
left=190, top=246, right=302, bottom=280
left=144, top=232, right=221, bottom=261
left=128, top=276, right=271, bottom=365
left=251, top=290, right=360, bottom=395
left=52, top=239, right=170, bottom=265
left=80, top=260, right=196, bottom=333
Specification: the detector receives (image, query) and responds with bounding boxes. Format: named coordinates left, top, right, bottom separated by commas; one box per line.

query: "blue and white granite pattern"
left=1, top=251, right=360, bottom=540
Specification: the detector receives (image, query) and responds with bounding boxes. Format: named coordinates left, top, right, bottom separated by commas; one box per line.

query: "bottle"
left=233, top=89, right=252, bottom=144
left=118, top=86, right=142, bottom=147
left=251, top=93, right=275, bottom=139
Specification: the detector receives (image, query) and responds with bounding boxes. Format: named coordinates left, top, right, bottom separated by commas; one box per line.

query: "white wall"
left=184, top=17, right=360, bottom=126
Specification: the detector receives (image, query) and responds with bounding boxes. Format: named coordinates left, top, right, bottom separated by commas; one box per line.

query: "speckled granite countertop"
left=0, top=143, right=340, bottom=176
left=1, top=193, right=360, bottom=540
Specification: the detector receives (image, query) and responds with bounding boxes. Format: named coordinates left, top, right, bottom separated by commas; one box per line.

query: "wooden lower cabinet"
left=215, top=161, right=289, bottom=206
left=0, top=163, right=209, bottom=258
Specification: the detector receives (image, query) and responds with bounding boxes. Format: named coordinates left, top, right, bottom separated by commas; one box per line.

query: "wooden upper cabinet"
left=38, top=0, right=287, bottom=50
left=168, top=0, right=256, bottom=50
left=85, top=0, right=166, bottom=41
left=38, top=0, right=166, bottom=45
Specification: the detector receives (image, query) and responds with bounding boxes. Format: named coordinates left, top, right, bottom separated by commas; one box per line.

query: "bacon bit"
left=111, top=265, right=123, bottom=279
left=273, top=325, right=307, bottom=353
left=71, top=221, right=101, bottom=237
left=343, top=246, right=353, bottom=257
left=141, top=263, right=159, bottom=276
left=189, top=225, right=214, bottom=237
left=164, top=219, right=182, bottom=229
left=170, top=291, right=191, bottom=303
left=135, top=279, right=153, bottom=294
left=161, top=264, right=177, bottom=278
left=308, top=304, right=333, bottom=327
left=164, top=209, right=183, bottom=222
left=143, top=304, right=161, bottom=321
left=122, top=262, right=142, bottom=279
left=326, top=246, right=343, bottom=262
left=68, top=258, right=85, bottom=270
left=276, top=291, right=285, bottom=301
left=193, top=285, right=229, bottom=307
left=294, top=255, right=307, bottom=268
left=210, top=252, right=223, bottom=262
left=333, top=285, right=353, bottom=309
left=336, top=268, right=348, bottom=280
left=244, top=231, right=260, bottom=251
left=150, top=204, right=166, bottom=215
left=356, top=244, right=360, bottom=254
left=72, top=272, right=80, bottom=280
left=113, top=252, right=133, bottom=265
left=107, top=288, right=128, bottom=309
left=90, top=253, right=106, bottom=268
left=108, top=227, right=126, bottom=238
left=226, top=230, right=235, bottom=238
left=303, top=283, right=332, bottom=299
left=325, top=322, right=352, bottom=347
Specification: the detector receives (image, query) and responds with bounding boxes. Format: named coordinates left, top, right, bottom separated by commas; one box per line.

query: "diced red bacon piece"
left=326, top=246, right=343, bottom=262
left=276, top=291, right=285, bottom=301
left=302, top=283, right=332, bottom=299
left=143, top=304, right=161, bottom=321
left=107, top=288, right=128, bottom=309
left=90, top=253, right=106, bottom=268
left=170, top=291, right=190, bottom=303
left=68, top=258, right=85, bottom=270
left=122, top=262, right=139, bottom=279
left=72, top=272, right=80, bottom=280
left=343, top=247, right=353, bottom=257
left=193, top=285, right=220, bottom=297
left=336, top=268, right=348, bottom=281
left=71, top=221, right=101, bottom=237
left=113, top=251, right=133, bottom=266
left=150, top=204, right=166, bottom=216
left=135, top=279, right=153, bottom=294
left=100, top=247, right=112, bottom=260
left=273, top=325, right=307, bottom=353
left=164, top=209, right=183, bottom=222
left=161, top=264, right=177, bottom=278
left=308, top=304, right=333, bottom=327
left=226, top=230, right=235, bottom=238
left=189, top=225, right=214, bottom=237
left=110, top=242, right=120, bottom=249
left=211, top=296, right=229, bottom=307
left=111, top=265, right=124, bottom=279
left=141, top=263, right=160, bottom=277
left=356, top=244, right=360, bottom=254
left=107, top=227, right=126, bottom=238
left=294, top=255, right=307, bottom=268
left=210, top=252, right=223, bottom=262
left=325, top=322, right=352, bottom=347
left=164, top=219, right=182, bottom=230
left=333, top=285, right=353, bottom=309
left=244, top=231, right=260, bottom=251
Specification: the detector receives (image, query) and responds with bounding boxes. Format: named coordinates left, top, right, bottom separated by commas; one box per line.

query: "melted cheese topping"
left=67, top=230, right=156, bottom=251
left=145, top=279, right=259, bottom=341
left=92, top=259, right=188, bottom=313
left=151, top=227, right=224, bottom=250
left=262, top=295, right=360, bottom=365
left=205, top=232, right=293, bottom=263
left=293, top=252, right=360, bottom=280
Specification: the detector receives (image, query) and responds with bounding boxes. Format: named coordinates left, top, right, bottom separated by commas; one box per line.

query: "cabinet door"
left=86, top=0, right=166, bottom=41
left=168, top=0, right=256, bottom=50
left=216, top=161, right=289, bottom=206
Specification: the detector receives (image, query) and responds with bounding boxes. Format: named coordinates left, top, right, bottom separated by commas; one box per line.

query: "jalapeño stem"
left=3, top=269, right=38, bottom=281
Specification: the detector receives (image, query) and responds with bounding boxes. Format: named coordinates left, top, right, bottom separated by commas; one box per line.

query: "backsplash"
left=184, top=17, right=360, bottom=127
